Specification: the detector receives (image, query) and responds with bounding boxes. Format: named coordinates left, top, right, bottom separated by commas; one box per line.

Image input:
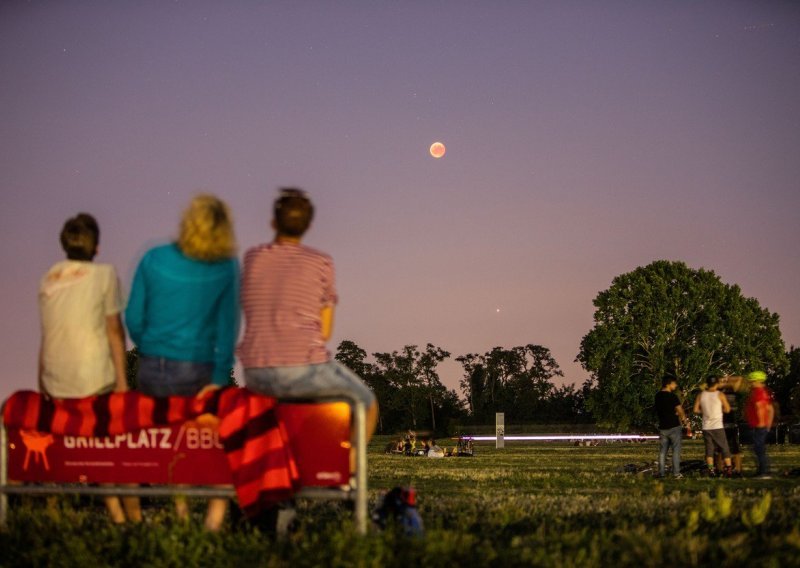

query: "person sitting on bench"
left=38, top=213, right=141, bottom=524
left=237, top=188, right=378, bottom=466
left=125, top=194, right=239, bottom=531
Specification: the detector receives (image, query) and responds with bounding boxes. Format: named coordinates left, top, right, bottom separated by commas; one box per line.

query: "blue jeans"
left=752, top=427, right=770, bottom=475
left=659, top=426, right=683, bottom=477
left=244, top=361, right=376, bottom=407
left=137, top=356, right=213, bottom=397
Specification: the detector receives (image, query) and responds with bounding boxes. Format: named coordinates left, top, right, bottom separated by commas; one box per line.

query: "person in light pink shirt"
left=237, top=188, right=377, bottom=431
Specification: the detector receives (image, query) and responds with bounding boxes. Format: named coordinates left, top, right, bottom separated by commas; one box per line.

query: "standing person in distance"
left=719, top=386, right=744, bottom=477
left=125, top=194, right=239, bottom=531
left=719, top=371, right=775, bottom=478
left=745, top=371, right=775, bottom=478
left=39, top=213, right=141, bottom=523
left=654, top=377, right=690, bottom=478
left=693, top=376, right=734, bottom=478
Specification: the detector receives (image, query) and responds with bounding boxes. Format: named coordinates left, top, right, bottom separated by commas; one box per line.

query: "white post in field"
left=496, top=412, right=505, bottom=449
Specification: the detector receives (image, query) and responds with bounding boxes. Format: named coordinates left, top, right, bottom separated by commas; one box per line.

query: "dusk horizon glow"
left=2, top=2, right=799, bottom=405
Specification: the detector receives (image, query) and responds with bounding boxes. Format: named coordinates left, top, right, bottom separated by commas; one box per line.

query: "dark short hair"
left=274, top=188, right=314, bottom=237
left=706, top=375, right=719, bottom=388
left=60, top=213, right=99, bottom=261
left=661, top=377, right=677, bottom=388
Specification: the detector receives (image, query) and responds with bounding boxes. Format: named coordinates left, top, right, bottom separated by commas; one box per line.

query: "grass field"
left=2, top=437, right=800, bottom=567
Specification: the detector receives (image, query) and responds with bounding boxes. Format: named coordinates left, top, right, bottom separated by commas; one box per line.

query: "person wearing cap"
left=720, top=371, right=775, bottom=478
left=745, top=371, right=774, bottom=478
left=693, top=375, right=734, bottom=477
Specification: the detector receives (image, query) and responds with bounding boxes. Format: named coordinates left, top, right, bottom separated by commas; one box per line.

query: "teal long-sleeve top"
left=125, top=243, right=240, bottom=385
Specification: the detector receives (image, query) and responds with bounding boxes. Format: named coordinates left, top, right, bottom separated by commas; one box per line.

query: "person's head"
left=177, top=194, right=236, bottom=261
left=747, top=370, right=767, bottom=387
left=661, top=377, right=677, bottom=391
left=60, top=213, right=99, bottom=261
left=706, top=375, right=720, bottom=389
left=273, top=188, right=314, bottom=239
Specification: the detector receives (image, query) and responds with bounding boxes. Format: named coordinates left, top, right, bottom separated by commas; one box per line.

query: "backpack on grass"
left=372, top=486, right=424, bottom=537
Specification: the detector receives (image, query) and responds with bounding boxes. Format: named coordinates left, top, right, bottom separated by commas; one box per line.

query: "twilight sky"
left=1, top=1, right=799, bottom=404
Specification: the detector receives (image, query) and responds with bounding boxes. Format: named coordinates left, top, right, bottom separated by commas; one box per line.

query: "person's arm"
left=756, top=399, right=774, bottom=429
left=320, top=305, right=335, bottom=342
left=125, top=258, right=147, bottom=346
left=677, top=403, right=692, bottom=435
left=106, top=313, right=128, bottom=393
left=720, top=392, right=731, bottom=413
left=211, top=260, right=240, bottom=386
left=693, top=394, right=702, bottom=415
left=320, top=255, right=337, bottom=343
left=38, top=338, right=47, bottom=395
left=675, top=404, right=688, bottom=425
left=720, top=375, right=745, bottom=392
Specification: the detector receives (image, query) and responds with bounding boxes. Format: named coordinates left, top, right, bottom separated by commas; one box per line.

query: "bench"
left=0, top=394, right=368, bottom=534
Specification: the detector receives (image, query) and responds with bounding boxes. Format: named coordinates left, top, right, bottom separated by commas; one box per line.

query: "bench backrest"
left=5, top=402, right=351, bottom=487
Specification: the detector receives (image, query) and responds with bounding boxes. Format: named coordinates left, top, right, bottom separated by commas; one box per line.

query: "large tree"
left=577, top=260, right=789, bottom=429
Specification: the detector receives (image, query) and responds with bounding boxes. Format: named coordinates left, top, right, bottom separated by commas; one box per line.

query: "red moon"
left=429, top=141, right=446, bottom=158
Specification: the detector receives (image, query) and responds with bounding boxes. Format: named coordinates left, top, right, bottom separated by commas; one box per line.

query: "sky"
left=1, top=1, right=799, bottom=405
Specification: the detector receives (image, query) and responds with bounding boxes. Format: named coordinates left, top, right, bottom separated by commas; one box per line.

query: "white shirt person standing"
left=693, top=375, right=733, bottom=478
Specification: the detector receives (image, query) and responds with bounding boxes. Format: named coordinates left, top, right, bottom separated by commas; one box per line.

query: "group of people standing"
left=37, top=189, right=377, bottom=529
left=655, top=372, right=775, bottom=479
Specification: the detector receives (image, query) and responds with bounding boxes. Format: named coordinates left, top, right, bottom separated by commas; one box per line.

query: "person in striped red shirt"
left=237, top=189, right=377, bottom=442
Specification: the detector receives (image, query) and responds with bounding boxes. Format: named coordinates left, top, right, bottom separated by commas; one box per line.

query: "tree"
left=335, top=339, right=390, bottom=433
left=416, top=344, right=451, bottom=432
left=769, top=346, right=800, bottom=418
left=577, top=260, right=789, bottom=429
left=371, top=343, right=460, bottom=433
left=457, top=344, right=564, bottom=423
left=334, top=340, right=373, bottom=379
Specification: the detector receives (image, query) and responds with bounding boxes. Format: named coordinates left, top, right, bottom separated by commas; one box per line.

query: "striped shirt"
left=237, top=242, right=337, bottom=367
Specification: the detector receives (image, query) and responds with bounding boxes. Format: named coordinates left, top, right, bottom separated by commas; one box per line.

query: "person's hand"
left=114, top=381, right=129, bottom=394
left=196, top=384, right=221, bottom=399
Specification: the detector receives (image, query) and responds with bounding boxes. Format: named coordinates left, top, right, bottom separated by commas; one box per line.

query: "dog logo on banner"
left=20, top=430, right=55, bottom=471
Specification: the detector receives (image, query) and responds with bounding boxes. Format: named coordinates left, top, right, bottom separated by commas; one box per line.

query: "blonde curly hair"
left=177, top=194, right=236, bottom=261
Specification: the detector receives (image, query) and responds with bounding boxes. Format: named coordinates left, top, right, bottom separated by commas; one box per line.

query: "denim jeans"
left=244, top=361, right=376, bottom=407
left=659, top=426, right=683, bottom=477
left=136, top=356, right=213, bottom=397
left=752, top=427, right=770, bottom=475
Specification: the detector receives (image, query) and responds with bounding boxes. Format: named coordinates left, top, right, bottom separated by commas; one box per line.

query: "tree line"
left=335, top=340, right=593, bottom=435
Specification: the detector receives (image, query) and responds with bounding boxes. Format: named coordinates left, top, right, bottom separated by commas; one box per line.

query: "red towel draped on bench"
left=2, top=388, right=300, bottom=518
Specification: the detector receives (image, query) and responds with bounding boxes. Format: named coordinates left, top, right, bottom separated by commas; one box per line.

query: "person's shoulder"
left=242, top=243, right=272, bottom=264
left=299, top=244, right=334, bottom=264
left=137, top=242, right=178, bottom=266
left=93, top=262, right=119, bottom=276
left=243, top=242, right=271, bottom=256
left=41, top=259, right=69, bottom=276
left=148, top=242, right=179, bottom=258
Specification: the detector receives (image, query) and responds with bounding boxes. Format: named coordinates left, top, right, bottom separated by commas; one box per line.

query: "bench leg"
left=1, top=422, right=7, bottom=528
left=355, top=402, right=367, bottom=535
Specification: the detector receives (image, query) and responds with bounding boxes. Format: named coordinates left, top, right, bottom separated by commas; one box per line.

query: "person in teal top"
left=126, top=194, right=240, bottom=390
left=125, top=194, right=238, bottom=532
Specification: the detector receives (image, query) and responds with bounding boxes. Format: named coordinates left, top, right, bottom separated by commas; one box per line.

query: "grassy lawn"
left=2, top=437, right=800, bottom=567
